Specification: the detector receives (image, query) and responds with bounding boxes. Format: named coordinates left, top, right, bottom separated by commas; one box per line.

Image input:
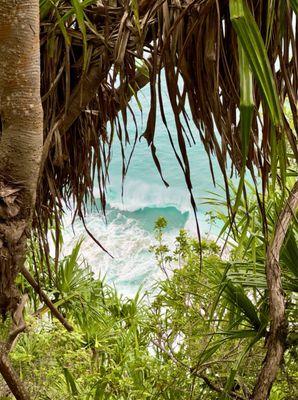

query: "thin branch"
left=0, top=295, right=30, bottom=400
left=152, top=339, right=246, bottom=400
left=194, top=372, right=245, bottom=400
left=7, top=294, right=28, bottom=352
left=0, top=343, right=30, bottom=400
left=20, top=265, right=73, bottom=332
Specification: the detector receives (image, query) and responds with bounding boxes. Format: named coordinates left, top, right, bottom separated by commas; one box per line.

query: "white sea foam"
left=60, top=78, right=225, bottom=297
left=62, top=209, right=180, bottom=297
left=61, top=202, right=223, bottom=299
left=107, top=178, right=191, bottom=213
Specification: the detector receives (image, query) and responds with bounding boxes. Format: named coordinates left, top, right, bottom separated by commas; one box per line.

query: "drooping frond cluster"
left=38, top=0, right=297, bottom=248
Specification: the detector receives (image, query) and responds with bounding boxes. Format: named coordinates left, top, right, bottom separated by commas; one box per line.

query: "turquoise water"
left=65, top=79, right=224, bottom=296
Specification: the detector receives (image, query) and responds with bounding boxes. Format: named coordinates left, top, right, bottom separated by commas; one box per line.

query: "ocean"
left=64, top=79, right=224, bottom=297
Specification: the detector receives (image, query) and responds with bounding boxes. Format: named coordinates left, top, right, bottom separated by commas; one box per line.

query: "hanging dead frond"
left=37, top=0, right=297, bottom=269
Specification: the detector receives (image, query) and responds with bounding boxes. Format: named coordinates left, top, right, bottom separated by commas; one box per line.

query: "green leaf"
left=71, top=0, right=88, bottom=71
left=230, top=0, right=283, bottom=128
left=40, top=0, right=55, bottom=21
left=94, top=382, right=107, bottom=400
left=220, top=368, right=236, bottom=400
left=55, top=9, right=71, bottom=47
left=265, top=0, right=276, bottom=48
left=290, top=0, right=298, bottom=14
left=239, top=42, right=253, bottom=162
left=128, top=83, right=142, bottom=111
left=130, top=0, right=141, bottom=35
left=62, top=367, right=79, bottom=396
left=232, top=42, right=254, bottom=214
left=225, top=281, right=261, bottom=331
left=270, top=124, right=278, bottom=190
left=197, top=342, right=222, bottom=365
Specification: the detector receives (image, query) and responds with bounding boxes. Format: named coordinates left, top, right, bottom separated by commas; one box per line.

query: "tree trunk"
left=0, top=1, right=42, bottom=398
left=0, top=0, right=42, bottom=319
left=252, top=181, right=298, bottom=400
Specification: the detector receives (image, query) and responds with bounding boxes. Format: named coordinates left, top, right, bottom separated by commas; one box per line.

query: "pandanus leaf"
left=71, top=0, right=88, bottom=71
left=290, top=0, right=298, bottom=14
left=230, top=0, right=283, bottom=128
left=40, top=0, right=55, bottom=21
left=233, top=42, right=254, bottom=213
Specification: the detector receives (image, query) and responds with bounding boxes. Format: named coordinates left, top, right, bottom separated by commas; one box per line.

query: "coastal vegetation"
left=1, top=182, right=297, bottom=399
left=0, top=1, right=297, bottom=399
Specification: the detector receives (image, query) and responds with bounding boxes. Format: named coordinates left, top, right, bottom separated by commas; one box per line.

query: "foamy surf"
left=61, top=78, right=225, bottom=297
left=62, top=205, right=185, bottom=297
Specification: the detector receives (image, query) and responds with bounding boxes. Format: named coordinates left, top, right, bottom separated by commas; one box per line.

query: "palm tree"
left=0, top=0, right=297, bottom=398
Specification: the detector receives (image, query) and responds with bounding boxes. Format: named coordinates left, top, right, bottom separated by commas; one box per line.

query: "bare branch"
left=7, top=294, right=28, bottom=352
left=0, top=295, right=29, bottom=399
left=0, top=344, right=30, bottom=400
left=21, top=266, right=73, bottom=332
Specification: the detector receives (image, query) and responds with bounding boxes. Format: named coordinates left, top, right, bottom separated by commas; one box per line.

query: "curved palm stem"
left=252, top=180, right=298, bottom=400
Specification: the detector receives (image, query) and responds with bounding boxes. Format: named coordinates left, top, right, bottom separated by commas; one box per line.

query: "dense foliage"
left=0, top=181, right=296, bottom=399
left=0, top=1, right=297, bottom=399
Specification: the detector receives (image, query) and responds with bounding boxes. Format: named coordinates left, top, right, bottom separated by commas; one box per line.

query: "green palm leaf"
left=230, top=0, right=283, bottom=127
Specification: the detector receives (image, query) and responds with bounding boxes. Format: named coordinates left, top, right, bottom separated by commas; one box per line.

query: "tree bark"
left=0, top=0, right=42, bottom=319
left=252, top=181, right=298, bottom=400
left=0, top=1, right=42, bottom=398
left=0, top=344, right=30, bottom=400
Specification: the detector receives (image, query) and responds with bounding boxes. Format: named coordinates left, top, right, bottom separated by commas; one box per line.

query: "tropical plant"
left=0, top=1, right=297, bottom=399
left=4, top=218, right=296, bottom=400
left=148, top=216, right=297, bottom=399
